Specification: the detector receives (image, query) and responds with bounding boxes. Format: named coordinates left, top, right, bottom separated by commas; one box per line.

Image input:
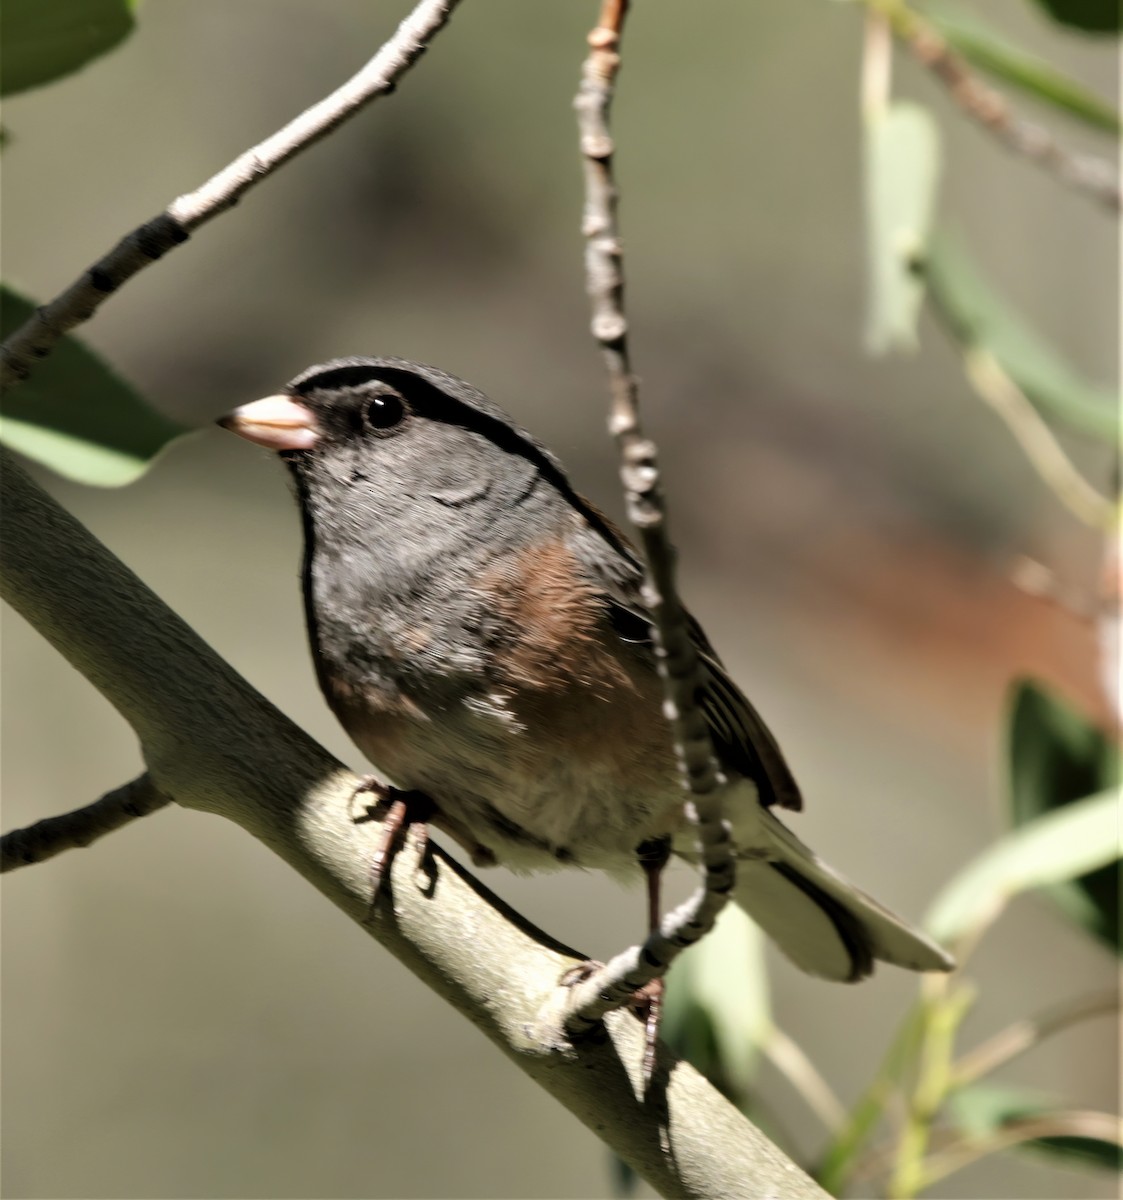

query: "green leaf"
left=663, top=904, right=770, bottom=1099
left=923, top=232, right=1120, bottom=444
left=608, top=1154, right=638, bottom=1199
left=0, top=286, right=186, bottom=486
left=926, top=789, right=1121, bottom=944
left=923, top=6, right=1120, bottom=132
left=1030, top=0, right=1121, bottom=34
left=865, top=101, right=941, bottom=354
left=1008, top=680, right=1120, bottom=951
left=949, top=1083, right=1123, bottom=1171
left=1, top=0, right=135, bottom=98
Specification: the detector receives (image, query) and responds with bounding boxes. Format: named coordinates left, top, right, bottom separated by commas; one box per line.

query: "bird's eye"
left=362, top=390, right=407, bottom=434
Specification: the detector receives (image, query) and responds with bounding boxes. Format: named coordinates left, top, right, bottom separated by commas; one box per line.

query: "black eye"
left=362, top=391, right=407, bottom=433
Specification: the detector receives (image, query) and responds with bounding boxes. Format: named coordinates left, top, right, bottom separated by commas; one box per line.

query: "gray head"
left=219, top=356, right=637, bottom=705
left=219, top=356, right=632, bottom=565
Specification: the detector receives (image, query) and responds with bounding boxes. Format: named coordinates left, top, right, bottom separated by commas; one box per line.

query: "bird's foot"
left=559, top=960, right=665, bottom=1092
left=631, top=976, right=664, bottom=1092
left=350, top=777, right=436, bottom=918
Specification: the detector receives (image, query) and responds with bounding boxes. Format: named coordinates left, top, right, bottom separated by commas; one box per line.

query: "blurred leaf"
left=608, top=1153, right=637, bottom=1199
left=1008, top=680, right=1120, bottom=951
left=815, top=1003, right=928, bottom=1195
left=1030, top=1130, right=1123, bottom=1170
left=661, top=982, right=731, bottom=1095
left=950, top=1082, right=1055, bottom=1134
left=923, top=6, right=1120, bottom=132
left=923, top=233, right=1120, bottom=443
left=926, top=788, right=1121, bottom=944
left=0, top=286, right=186, bottom=486
left=948, top=1083, right=1123, bottom=1171
left=663, top=904, right=770, bottom=1099
left=1030, top=0, right=1121, bottom=34
left=1, top=0, right=135, bottom=98
left=865, top=101, right=941, bottom=354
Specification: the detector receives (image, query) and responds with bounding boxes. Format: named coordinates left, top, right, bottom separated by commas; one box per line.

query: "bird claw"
left=350, top=781, right=436, bottom=919
left=631, top=976, right=665, bottom=1092
left=559, top=960, right=665, bottom=1092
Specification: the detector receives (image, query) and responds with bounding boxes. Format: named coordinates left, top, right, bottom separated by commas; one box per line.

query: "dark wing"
left=568, top=509, right=804, bottom=812
left=684, top=610, right=803, bottom=811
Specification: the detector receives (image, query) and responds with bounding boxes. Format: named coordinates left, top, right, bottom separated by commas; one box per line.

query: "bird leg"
left=559, top=837, right=673, bottom=1089
left=350, top=778, right=436, bottom=916
left=635, top=835, right=672, bottom=1089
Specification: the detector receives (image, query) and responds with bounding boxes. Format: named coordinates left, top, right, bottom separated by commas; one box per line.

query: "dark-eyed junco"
left=220, top=357, right=953, bottom=983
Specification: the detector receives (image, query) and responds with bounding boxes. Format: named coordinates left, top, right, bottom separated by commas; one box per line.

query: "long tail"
left=732, top=809, right=954, bottom=982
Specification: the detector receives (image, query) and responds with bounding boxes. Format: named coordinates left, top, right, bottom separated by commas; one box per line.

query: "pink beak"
left=218, top=394, right=321, bottom=452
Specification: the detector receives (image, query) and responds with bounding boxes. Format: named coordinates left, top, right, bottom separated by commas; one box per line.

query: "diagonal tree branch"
left=1, top=773, right=169, bottom=872
left=0, top=453, right=829, bottom=1199
left=0, top=0, right=464, bottom=393
left=563, top=0, right=735, bottom=1040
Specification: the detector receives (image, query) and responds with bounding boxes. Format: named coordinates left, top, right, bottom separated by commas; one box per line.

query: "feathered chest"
left=303, top=532, right=680, bottom=869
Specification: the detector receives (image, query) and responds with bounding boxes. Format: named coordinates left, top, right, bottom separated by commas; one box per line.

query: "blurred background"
left=1, top=1, right=1117, bottom=1197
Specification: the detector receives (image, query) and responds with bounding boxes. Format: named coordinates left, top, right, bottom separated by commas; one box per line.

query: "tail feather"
left=735, top=860, right=874, bottom=981
left=732, top=809, right=954, bottom=981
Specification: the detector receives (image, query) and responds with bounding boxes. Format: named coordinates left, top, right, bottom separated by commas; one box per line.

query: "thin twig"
left=952, top=989, right=1119, bottom=1089
left=1, top=774, right=169, bottom=872
left=0, top=0, right=463, bottom=392
left=917, top=1111, right=1123, bottom=1190
left=963, top=348, right=1116, bottom=531
left=561, top=0, right=735, bottom=1039
left=1009, top=555, right=1099, bottom=622
left=853, top=1110, right=1123, bottom=1188
left=764, top=1026, right=848, bottom=1134
left=863, top=0, right=1121, bottom=212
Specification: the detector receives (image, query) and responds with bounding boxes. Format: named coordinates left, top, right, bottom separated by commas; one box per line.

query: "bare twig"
left=863, top=0, right=1121, bottom=212
left=0, top=0, right=463, bottom=392
left=1, top=452, right=831, bottom=1200
left=952, top=989, right=1119, bottom=1089
left=764, top=1026, right=848, bottom=1134
left=853, top=1110, right=1123, bottom=1188
left=562, top=0, right=735, bottom=1039
left=964, top=347, right=1116, bottom=531
left=1, top=774, right=169, bottom=872
left=917, top=1111, right=1123, bottom=1191
left=1009, top=555, right=1099, bottom=622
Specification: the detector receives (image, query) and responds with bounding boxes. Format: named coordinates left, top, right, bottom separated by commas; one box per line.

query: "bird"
left=219, top=355, right=953, bottom=992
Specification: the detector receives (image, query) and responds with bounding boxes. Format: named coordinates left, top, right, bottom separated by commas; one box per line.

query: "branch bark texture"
left=0, top=453, right=828, bottom=1199
left=0, top=0, right=463, bottom=392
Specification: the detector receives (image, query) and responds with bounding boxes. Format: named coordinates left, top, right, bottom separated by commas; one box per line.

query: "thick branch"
left=1, top=774, right=169, bottom=872
left=0, top=0, right=463, bottom=392
left=0, top=455, right=828, bottom=1199
left=564, top=0, right=734, bottom=1037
